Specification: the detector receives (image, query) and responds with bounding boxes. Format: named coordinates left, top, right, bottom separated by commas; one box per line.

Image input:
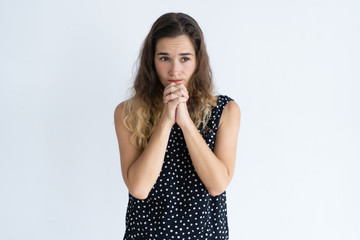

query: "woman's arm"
left=177, top=100, right=241, bottom=196
left=114, top=84, right=188, bottom=200
left=114, top=102, right=172, bottom=200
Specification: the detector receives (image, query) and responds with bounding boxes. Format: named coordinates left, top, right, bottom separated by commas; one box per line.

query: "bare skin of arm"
left=114, top=83, right=188, bottom=199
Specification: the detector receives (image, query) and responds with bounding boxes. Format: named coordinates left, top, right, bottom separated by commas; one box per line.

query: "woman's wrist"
left=158, top=116, right=174, bottom=130
left=177, top=114, right=194, bottom=131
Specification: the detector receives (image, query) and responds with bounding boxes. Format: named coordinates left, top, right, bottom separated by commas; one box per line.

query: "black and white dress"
left=124, top=95, right=234, bottom=240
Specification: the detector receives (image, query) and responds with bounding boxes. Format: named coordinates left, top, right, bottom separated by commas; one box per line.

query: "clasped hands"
left=162, top=82, right=191, bottom=128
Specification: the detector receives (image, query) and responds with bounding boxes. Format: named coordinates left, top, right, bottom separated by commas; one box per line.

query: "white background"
left=1, top=0, right=359, bottom=239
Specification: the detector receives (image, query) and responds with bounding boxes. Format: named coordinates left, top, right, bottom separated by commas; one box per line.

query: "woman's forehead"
left=155, top=35, right=195, bottom=54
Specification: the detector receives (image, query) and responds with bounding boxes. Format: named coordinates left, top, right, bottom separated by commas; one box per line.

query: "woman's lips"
left=169, top=79, right=182, bottom=83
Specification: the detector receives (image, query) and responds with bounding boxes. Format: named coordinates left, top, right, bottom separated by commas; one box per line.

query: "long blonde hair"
left=123, top=12, right=217, bottom=150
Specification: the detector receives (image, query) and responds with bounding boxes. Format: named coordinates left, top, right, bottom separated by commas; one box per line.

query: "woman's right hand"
left=160, top=83, right=189, bottom=127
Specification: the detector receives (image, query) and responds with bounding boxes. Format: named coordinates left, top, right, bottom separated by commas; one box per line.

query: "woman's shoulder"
left=214, top=95, right=240, bottom=126
left=114, top=99, right=131, bottom=122
left=114, top=101, right=125, bottom=116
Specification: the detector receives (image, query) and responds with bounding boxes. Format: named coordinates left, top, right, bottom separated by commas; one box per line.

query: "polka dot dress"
left=124, top=95, right=234, bottom=240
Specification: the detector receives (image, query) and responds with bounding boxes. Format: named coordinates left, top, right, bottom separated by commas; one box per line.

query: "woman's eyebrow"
left=179, top=52, right=193, bottom=56
left=156, top=52, right=193, bottom=56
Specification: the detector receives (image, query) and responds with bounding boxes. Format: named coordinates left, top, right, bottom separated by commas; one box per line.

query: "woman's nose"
left=169, top=61, right=181, bottom=76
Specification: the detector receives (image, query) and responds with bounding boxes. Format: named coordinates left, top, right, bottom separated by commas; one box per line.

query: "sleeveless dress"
left=124, top=95, right=234, bottom=240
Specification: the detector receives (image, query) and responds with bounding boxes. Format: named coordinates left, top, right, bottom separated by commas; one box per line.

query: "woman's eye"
left=160, top=57, right=169, bottom=61
left=181, top=57, right=190, bottom=62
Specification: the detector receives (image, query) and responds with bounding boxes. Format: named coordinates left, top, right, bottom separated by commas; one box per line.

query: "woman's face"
left=154, top=35, right=197, bottom=88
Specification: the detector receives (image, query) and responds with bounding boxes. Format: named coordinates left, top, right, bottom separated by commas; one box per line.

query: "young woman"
left=114, top=12, right=241, bottom=239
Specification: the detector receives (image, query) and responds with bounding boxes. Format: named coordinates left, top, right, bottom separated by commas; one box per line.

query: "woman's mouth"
left=169, top=79, right=182, bottom=83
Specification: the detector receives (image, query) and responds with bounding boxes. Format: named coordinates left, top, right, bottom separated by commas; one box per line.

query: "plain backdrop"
left=1, top=0, right=359, bottom=239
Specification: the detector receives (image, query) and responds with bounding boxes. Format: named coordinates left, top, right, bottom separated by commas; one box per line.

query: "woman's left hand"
left=175, top=101, right=192, bottom=128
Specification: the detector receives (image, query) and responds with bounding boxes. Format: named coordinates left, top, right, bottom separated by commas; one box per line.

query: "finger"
left=175, top=83, right=189, bottom=94
left=163, top=84, right=182, bottom=97
left=171, top=88, right=189, bottom=99
left=166, top=96, right=187, bottom=108
left=163, top=89, right=185, bottom=103
left=164, top=82, right=187, bottom=94
left=163, top=82, right=176, bottom=93
left=174, top=83, right=188, bottom=93
left=164, top=84, right=189, bottom=98
left=178, top=96, right=188, bottom=103
left=163, top=93, right=181, bottom=103
left=176, top=85, right=189, bottom=100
